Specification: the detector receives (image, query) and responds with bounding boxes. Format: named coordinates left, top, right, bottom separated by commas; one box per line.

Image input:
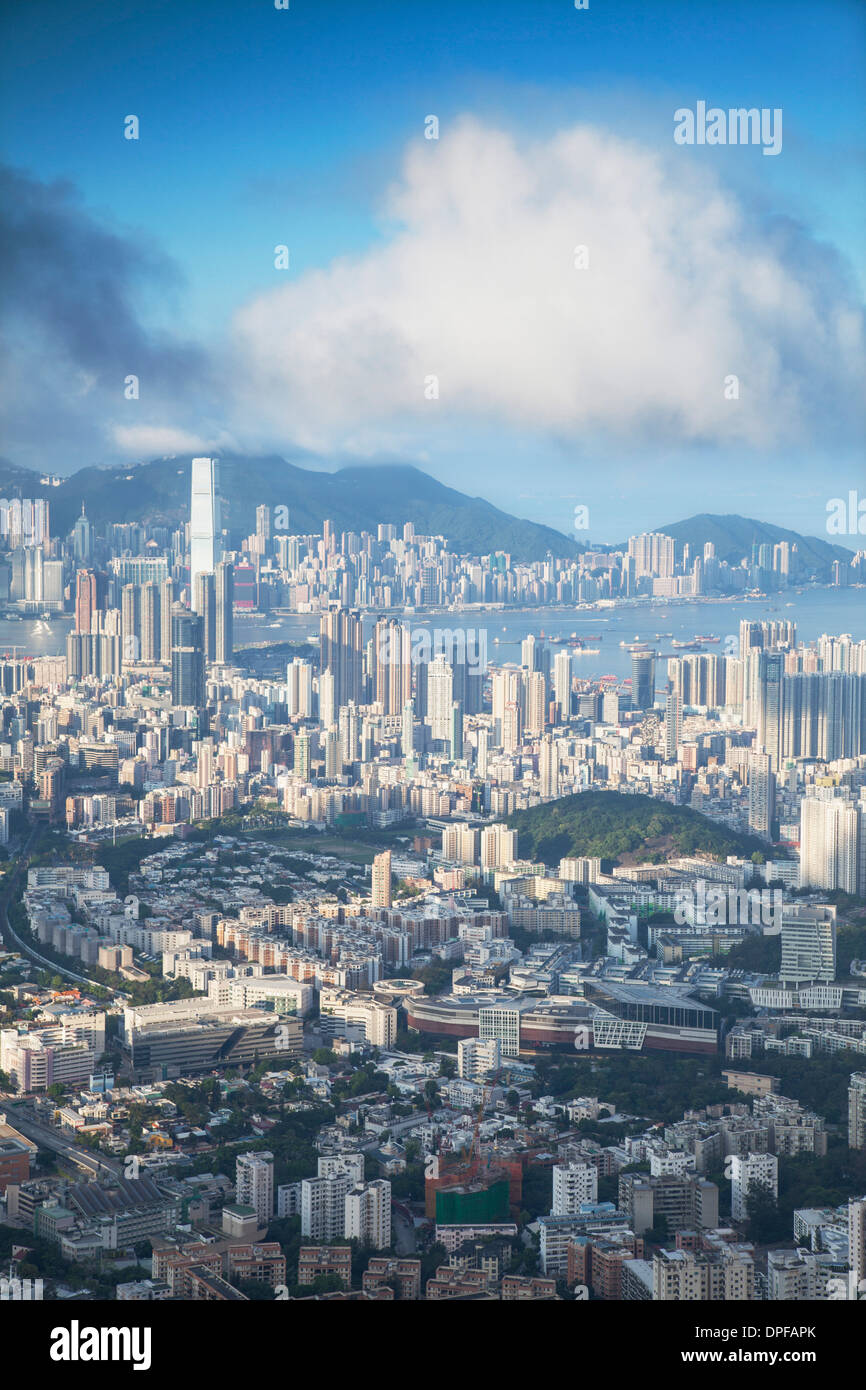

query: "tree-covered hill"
left=506, top=790, right=771, bottom=867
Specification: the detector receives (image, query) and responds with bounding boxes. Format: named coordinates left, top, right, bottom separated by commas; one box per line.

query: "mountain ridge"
left=0, top=454, right=579, bottom=563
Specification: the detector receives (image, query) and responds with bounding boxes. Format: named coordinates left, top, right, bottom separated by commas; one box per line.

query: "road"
left=0, top=830, right=115, bottom=989
left=9, top=1107, right=122, bottom=1179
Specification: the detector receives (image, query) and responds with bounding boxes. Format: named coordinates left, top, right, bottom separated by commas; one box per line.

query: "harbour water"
left=233, top=586, right=866, bottom=683
left=2, top=587, right=862, bottom=684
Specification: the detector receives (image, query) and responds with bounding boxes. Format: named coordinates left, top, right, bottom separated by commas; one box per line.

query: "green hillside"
left=0, top=455, right=578, bottom=564
left=506, top=790, right=771, bottom=867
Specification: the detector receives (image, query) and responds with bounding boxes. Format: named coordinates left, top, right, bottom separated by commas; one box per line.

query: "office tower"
left=553, top=649, right=572, bottom=720
left=170, top=607, right=205, bottom=709
left=849, top=1074, right=866, bottom=1151
left=235, top=1150, right=274, bottom=1227
left=72, top=503, right=93, bottom=564
left=293, top=731, right=311, bottom=779
left=664, top=685, right=682, bottom=760
left=23, top=545, right=44, bottom=601
left=194, top=571, right=216, bottom=662
left=140, top=581, right=161, bottom=662
left=747, top=752, right=775, bottom=839
left=631, top=651, right=656, bottom=712
left=319, top=607, right=363, bottom=708
left=371, top=850, right=392, bottom=909
left=800, top=796, right=860, bottom=893
left=121, top=583, right=140, bottom=663
left=344, top=1180, right=391, bottom=1250
left=160, top=577, right=174, bottom=662
left=215, top=560, right=234, bottom=665
left=74, top=570, right=98, bottom=633
left=190, top=457, right=220, bottom=607
left=539, top=735, right=559, bottom=798
left=756, top=651, right=784, bottom=771
left=427, top=655, right=453, bottom=741
left=730, top=1153, right=778, bottom=1223
left=780, top=904, right=836, bottom=985
left=256, top=503, right=271, bottom=544
left=524, top=670, right=547, bottom=735
left=552, top=1164, right=598, bottom=1214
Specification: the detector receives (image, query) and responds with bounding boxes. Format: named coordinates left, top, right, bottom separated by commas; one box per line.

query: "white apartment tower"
left=552, top=1163, right=599, bottom=1214
left=235, top=1150, right=274, bottom=1227
left=344, top=1180, right=392, bottom=1249
left=730, top=1152, right=778, bottom=1223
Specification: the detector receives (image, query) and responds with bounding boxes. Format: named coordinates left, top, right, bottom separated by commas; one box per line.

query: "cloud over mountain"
left=231, top=118, right=865, bottom=453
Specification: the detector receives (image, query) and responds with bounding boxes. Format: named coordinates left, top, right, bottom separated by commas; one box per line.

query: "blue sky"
left=1, top=0, right=864, bottom=542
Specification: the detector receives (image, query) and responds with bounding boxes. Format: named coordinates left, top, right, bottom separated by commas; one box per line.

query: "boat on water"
left=694, top=635, right=719, bottom=643
left=655, top=632, right=673, bottom=639
left=671, top=639, right=703, bottom=650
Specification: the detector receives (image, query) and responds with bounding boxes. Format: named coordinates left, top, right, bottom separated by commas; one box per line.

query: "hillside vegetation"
left=506, top=791, right=770, bottom=867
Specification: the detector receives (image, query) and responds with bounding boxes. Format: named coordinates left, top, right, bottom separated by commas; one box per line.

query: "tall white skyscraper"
left=190, top=457, right=220, bottom=610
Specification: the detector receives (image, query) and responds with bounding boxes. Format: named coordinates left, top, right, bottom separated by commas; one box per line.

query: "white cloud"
left=230, top=117, right=864, bottom=452
left=111, top=424, right=236, bottom=456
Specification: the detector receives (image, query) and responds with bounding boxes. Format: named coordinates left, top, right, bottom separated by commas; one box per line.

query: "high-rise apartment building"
left=800, top=796, right=861, bottom=894
left=552, top=1164, right=599, bottom=1214
left=371, top=850, right=392, bottom=909
left=235, top=1150, right=274, bottom=1227
left=730, top=1152, right=778, bottom=1223
left=344, top=1180, right=391, bottom=1250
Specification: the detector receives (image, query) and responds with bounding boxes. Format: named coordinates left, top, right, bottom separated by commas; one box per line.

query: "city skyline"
left=1, top=0, right=864, bottom=540
left=1, top=0, right=865, bottom=1336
